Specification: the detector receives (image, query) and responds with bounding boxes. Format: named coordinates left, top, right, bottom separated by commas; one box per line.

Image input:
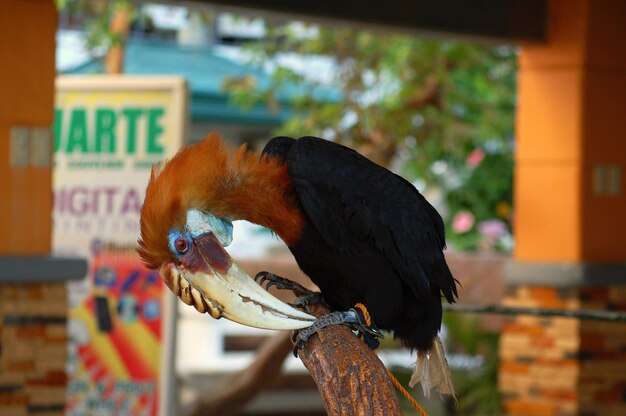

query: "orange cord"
left=354, top=303, right=429, bottom=416
left=386, top=367, right=428, bottom=416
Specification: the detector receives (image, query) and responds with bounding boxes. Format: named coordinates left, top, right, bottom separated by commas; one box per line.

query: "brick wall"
left=0, top=283, right=68, bottom=416
left=578, top=287, right=626, bottom=416
left=499, top=285, right=626, bottom=416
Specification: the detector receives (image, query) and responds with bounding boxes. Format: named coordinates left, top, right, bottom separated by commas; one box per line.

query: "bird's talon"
left=291, top=297, right=308, bottom=309
left=288, top=302, right=305, bottom=310
left=292, top=343, right=302, bottom=357
left=254, top=272, right=277, bottom=291
left=253, top=271, right=320, bottom=299
left=292, top=332, right=310, bottom=357
left=293, top=293, right=326, bottom=309
left=253, top=272, right=266, bottom=283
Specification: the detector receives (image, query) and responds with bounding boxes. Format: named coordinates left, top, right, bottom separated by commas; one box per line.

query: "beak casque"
left=160, top=241, right=315, bottom=330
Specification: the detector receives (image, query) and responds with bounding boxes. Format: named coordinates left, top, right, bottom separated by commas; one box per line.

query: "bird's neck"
left=218, top=158, right=305, bottom=246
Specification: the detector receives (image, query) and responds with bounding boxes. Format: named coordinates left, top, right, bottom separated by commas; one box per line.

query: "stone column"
left=500, top=0, right=626, bottom=414
left=0, top=2, right=87, bottom=416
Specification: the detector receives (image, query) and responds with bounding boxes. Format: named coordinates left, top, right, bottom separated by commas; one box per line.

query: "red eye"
left=174, top=237, right=189, bottom=254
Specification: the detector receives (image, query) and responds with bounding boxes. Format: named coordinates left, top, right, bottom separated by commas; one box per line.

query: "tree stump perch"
left=297, top=303, right=402, bottom=416
left=188, top=303, right=402, bottom=415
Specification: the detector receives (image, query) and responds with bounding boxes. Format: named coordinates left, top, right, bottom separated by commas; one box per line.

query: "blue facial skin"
left=167, top=210, right=233, bottom=259
left=168, top=229, right=191, bottom=258
left=185, top=209, right=233, bottom=247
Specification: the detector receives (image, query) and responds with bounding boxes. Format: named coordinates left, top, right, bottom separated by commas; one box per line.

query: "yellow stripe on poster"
left=72, top=305, right=130, bottom=379
left=118, top=321, right=161, bottom=376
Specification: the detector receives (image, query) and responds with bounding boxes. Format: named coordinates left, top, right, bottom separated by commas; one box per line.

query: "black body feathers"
left=263, top=136, right=458, bottom=351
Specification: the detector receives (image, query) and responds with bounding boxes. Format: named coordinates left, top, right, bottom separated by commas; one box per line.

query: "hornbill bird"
left=138, top=133, right=458, bottom=397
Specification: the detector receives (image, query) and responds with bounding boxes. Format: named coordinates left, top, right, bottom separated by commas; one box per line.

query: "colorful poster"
left=53, top=76, right=187, bottom=416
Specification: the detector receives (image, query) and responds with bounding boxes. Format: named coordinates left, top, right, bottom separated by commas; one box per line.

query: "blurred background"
left=1, top=1, right=624, bottom=415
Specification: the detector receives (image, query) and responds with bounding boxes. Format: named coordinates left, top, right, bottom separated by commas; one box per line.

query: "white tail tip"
left=409, top=336, right=456, bottom=400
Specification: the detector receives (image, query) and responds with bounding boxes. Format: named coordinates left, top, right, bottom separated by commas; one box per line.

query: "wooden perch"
left=187, top=303, right=402, bottom=416
left=298, top=303, right=402, bottom=416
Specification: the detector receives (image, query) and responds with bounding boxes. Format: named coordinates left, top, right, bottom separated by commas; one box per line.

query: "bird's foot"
left=292, top=306, right=384, bottom=357
left=254, top=271, right=318, bottom=298
left=289, top=292, right=327, bottom=310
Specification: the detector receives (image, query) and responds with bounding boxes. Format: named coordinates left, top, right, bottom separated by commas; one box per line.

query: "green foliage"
left=445, top=150, right=514, bottom=252
left=389, top=368, right=451, bottom=416
left=56, top=0, right=137, bottom=54
left=444, top=313, right=502, bottom=415
left=227, top=21, right=517, bottom=252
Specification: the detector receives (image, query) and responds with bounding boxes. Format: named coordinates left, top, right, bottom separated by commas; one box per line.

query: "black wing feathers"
left=283, top=137, right=457, bottom=303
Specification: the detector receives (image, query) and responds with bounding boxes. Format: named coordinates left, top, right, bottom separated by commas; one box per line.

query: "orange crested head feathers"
left=137, top=132, right=304, bottom=269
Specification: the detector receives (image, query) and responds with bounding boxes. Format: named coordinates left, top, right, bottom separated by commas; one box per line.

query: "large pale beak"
left=160, top=233, right=315, bottom=330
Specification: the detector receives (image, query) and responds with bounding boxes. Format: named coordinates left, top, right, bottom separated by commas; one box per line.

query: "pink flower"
left=466, top=149, right=485, bottom=168
left=478, top=219, right=507, bottom=238
left=452, top=211, right=474, bottom=233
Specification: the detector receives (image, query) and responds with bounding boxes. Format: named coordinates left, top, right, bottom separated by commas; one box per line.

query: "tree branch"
left=297, top=303, right=402, bottom=416
left=186, top=331, right=293, bottom=416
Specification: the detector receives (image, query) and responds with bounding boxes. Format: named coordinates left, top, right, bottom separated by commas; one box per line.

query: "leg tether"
left=356, top=303, right=429, bottom=416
